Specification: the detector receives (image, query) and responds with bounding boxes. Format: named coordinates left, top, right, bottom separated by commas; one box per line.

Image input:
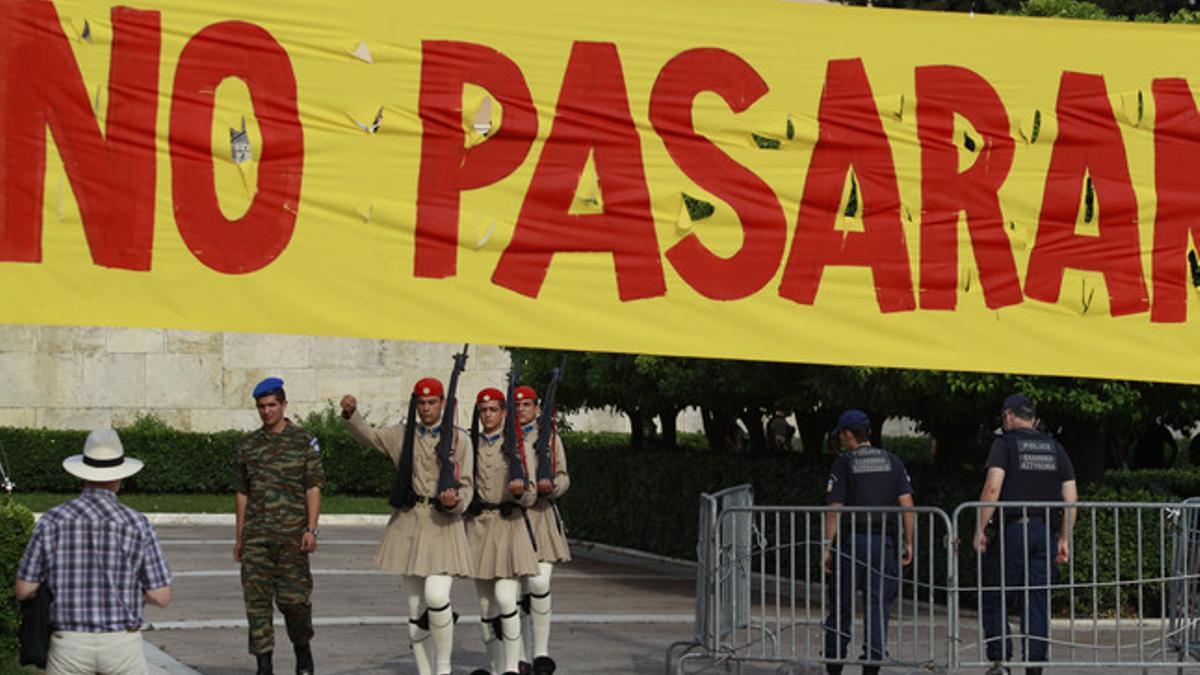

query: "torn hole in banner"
left=475, top=220, right=498, bottom=249
left=1007, top=220, right=1029, bottom=252
left=837, top=171, right=864, bottom=233
left=212, top=78, right=258, bottom=219
left=349, top=40, right=373, bottom=64
left=1016, top=109, right=1048, bottom=145
left=1079, top=277, right=1097, bottom=316
left=751, top=132, right=781, bottom=150
left=1075, top=173, right=1098, bottom=236
left=464, top=87, right=500, bottom=148
left=355, top=202, right=374, bottom=224
left=1118, top=90, right=1145, bottom=128
left=676, top=193, right=715, bottom=233
left=350, top=107, right=383, bottom=134
left=954, top=113, right=983, bottom=174
left=568, top=150, right=603, bottom=214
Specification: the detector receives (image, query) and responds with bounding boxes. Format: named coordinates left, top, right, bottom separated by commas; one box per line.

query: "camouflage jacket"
left=236, top=420, right=325, bottom=539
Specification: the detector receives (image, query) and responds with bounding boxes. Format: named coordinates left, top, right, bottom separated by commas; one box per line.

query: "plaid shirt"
left=16, top=487, right=172, bottom=632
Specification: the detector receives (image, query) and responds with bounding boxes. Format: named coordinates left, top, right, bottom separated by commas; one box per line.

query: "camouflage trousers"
left=241, top=536, right=313, bottom=655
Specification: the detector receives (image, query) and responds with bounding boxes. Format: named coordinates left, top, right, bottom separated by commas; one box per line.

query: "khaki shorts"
left=47, top=630, right=146, bottom=675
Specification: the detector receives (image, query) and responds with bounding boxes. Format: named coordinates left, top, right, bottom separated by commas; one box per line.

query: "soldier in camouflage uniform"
left=235, top=377, right=326, bottom=675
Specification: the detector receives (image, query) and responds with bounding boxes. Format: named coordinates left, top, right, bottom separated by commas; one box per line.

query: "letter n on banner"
left=1150, top=78, right=1200, bottom=323
left=492, top=42, right=664, bottom=301
left=1025, top=72, right=1148, bottom=316
left=0, top=2, right=160, bottom=269
left=778, top=58, right=915, bottom=312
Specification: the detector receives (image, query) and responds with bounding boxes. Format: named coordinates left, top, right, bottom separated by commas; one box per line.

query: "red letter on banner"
left=1150, top=78, right=1200, bottom=323
left=915, top=66, right=1021, bottom=310
left=415, top=41, right=538, bottom=278
left=649, top=48, right=786, bottom=300
left=169, top=21, right=303, bottom=274
left=1025, top=72, right=1148, bottom=316
left=0, top=2, right=160, bottom=268
left=492, top=42, right=665, bottom=300
left=778, top=58, right=914, bottom=312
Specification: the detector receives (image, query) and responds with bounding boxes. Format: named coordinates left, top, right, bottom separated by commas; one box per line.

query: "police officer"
left=973, top=395, right=1078, bottom=675
left=822, top=410, right=914, bottom=675
left=235, top=377, right=325, bottom=675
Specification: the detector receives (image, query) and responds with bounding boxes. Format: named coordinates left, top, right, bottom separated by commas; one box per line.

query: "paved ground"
left=140, top=525, right=1199, bottom=675
left=144, top=525, right=700, bottom=674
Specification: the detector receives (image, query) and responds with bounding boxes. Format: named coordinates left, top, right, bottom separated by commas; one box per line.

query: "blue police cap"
left=252, top=377, right=285, bottom=399
left=1002, top=394, right=1035, bottom=415
left=833, top=409, right=870, bottom=435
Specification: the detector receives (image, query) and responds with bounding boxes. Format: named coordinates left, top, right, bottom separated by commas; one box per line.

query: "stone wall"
left=0, top=325, right=634, bottom=433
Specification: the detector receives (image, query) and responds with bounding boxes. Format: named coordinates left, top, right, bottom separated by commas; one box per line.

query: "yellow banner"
left=3, top=0, right=1200, bottom=382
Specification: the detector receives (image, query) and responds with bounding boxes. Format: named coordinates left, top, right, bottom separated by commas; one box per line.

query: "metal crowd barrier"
left=1167, top=497, right=1200, bottom=665
left=666, top=484, right=754, bottom=673
left=668, top=496, right=953, bottom=674
left=951, top=501, right=1200, bottom=672
left=667, top=492, right=1200, bottom=675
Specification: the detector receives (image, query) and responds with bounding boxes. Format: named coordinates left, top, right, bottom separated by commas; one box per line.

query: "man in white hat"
left=13, top=428, right=173, bottom=675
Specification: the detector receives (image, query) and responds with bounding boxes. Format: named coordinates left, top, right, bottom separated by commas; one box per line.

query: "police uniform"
left=235, top=419, right=325, bottom=657
left=981, top=425, right=1075, bottom=664
left=823, top=444, right=912, bottom=668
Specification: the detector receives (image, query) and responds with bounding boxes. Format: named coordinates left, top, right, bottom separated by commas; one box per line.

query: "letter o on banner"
left=169, top=21, right=304, bottom=274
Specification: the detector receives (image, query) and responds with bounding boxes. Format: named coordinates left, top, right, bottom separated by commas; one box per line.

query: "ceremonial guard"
left=466, top=387, right=540, bottom=675
left=340, top=370, right=474, bottom=675
left=513, top=384, right=569, bottom=675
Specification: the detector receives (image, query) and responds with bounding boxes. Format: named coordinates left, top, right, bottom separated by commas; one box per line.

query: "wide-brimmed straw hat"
left=62, top=428, right=144, bottom=482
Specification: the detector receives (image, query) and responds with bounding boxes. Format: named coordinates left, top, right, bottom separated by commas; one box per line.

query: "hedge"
left=0, top=498, right=34, bottom=667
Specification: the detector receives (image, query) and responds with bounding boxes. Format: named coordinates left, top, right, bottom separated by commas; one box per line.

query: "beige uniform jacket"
left=344, top=409, right=475, bottom=576
left=465, top=430, right=539, bottom=578
left=521, top=422, right=571, bottom=562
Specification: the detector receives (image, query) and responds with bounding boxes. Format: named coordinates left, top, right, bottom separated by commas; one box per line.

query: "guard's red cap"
left=413, top=378, right=444, bottom=398
left=513, top=385, right=538, bottom=402
left=476, top=387, right=504, bottom=404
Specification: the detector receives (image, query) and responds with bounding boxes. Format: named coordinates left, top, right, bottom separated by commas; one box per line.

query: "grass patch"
left=9, top=492, right=391, bottom=515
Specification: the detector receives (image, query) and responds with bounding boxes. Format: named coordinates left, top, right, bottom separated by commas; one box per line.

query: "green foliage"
left=1168, top=7, right=1200, bottom=22
left=1017, top=0, right=1117, bottom=19
left=0, top=498, right=34, bottom=664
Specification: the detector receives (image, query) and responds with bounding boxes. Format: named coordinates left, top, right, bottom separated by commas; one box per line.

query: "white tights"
left=520, top=562, right=554, bottom=661
left=475, top=577, right=522, bottom=673
left=405, top=574, right=455, bottom=675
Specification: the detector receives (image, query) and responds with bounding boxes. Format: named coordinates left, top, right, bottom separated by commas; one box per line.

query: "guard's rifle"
left=434, top=344, right=469, bottom=510
left=502, top=360, right=527, bottom=489
left=534, top=354, right=568, bottom=486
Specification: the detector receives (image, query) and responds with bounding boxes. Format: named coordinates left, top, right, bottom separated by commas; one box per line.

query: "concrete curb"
left=145, top=640, right=203, bottom=675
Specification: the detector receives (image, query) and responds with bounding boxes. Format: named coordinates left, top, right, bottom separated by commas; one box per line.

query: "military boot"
left=255, top=652, right=274, bottom=675
left=532, top=656, right=556, bottom=675
left=294, top=643, right=314, bottom=675
left=862, top=666, right=880, bottom=675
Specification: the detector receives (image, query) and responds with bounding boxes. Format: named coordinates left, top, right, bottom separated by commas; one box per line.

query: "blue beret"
left=253, top=377, right=285, bottom=399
